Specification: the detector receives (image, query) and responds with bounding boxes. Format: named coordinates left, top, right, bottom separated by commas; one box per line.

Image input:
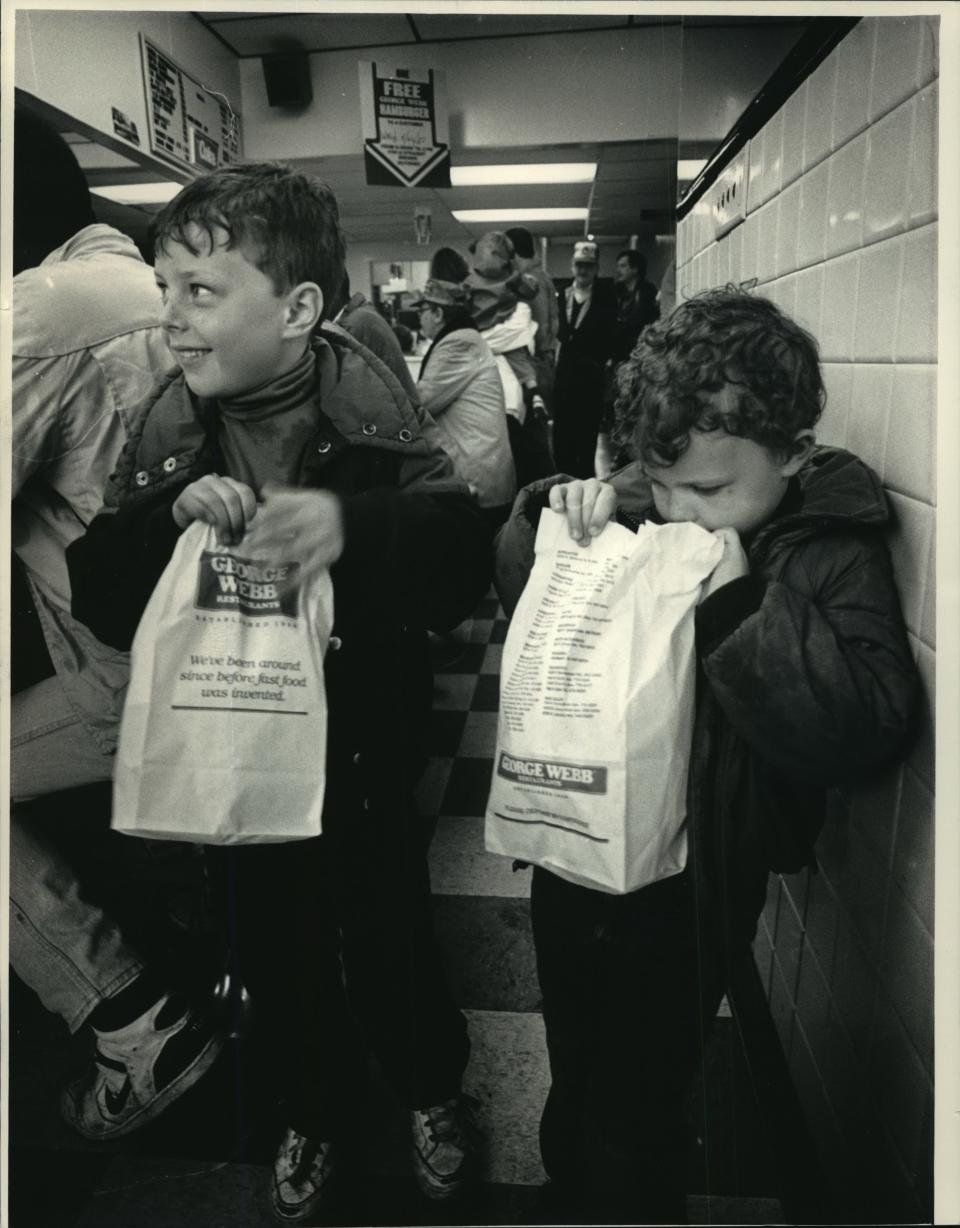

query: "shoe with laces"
left=60, top=992, right=225, bottom=1140
left=271, top=1128, right=337, bottom=1223
left=410, top=1095, right=474, bottom=1200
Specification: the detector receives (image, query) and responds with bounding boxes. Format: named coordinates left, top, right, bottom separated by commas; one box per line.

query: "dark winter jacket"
left=67, top=324, right=493, bottom=807
left=494, top=447, right=920, bottom=946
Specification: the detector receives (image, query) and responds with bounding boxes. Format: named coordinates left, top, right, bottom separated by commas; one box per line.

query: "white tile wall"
left=895, top=223, right=937, bottom=363
left=854, top=236, right=904, bottom=362
left=674, top=16, right=938, bottom=1216
left=832, top=19, right=874, bottom=149
left=826, top=131, right=867, bottom=258
left=780, top=80, right=807, bottom=189
left=803, top=51, right=838, bottom=167
left=907, top=84, right=938, bottom=227
left=863, top=99, right=914, bottom=244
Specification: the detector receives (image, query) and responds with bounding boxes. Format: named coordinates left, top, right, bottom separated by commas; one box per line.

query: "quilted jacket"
left=494, top=447, right=921, bottom=946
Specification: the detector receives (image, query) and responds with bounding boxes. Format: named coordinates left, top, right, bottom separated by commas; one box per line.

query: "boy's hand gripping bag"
left=113, top=519, right=334, bottom=844
left=485, top=510, right=723, bottom=893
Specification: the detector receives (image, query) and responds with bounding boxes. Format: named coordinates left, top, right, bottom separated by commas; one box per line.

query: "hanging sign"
left=359, top=62, right=451, bottom=188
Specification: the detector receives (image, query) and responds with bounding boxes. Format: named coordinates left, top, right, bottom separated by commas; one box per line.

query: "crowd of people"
left=9, top=107, right=921, bottom=1227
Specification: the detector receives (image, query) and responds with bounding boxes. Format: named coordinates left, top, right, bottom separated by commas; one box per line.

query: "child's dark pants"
left=531, top=865, right=726, bottom=1225
left=208, top=789, right=469, bottom=1142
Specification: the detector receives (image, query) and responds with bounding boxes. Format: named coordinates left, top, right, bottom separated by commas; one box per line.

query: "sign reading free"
left=359, top=62, right=451, bottom=188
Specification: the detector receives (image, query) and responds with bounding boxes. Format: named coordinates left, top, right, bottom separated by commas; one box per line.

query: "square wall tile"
left=885, top=365, right=936, bottom=503
left=886, top=491, right=934, bottom=636
left=781, top=81, right=807, bottom=189
left=774, top=881, right=806, bottom=997
left=772, top=273, right=797, bottom=321
left=739, top=212, right=758, bottom=285
left=796, top=161, right=829, bottom=270
left=793, top=264, right=824, bottom=339
left=826, top=132, right=867, bottom=258
left=854, top=236, right=904, bottom=361
left=804, top=52, right=838, bottom=168
left=847, top=364, right=893, bottom=478
left=819, top=363, right=852, bottom=447
left=705, top=241, right=718, bottom=291
left=895, top=223, right=937, bottom=363
left=760, top=107, right=785, bottom=207
left=870, top=17, right=931, bottom=123
left=820, top=253, right=860, bottom=360
left=832, top=20, right=874, bottom=150
left=746, top=114, right=782, bottom=215
left=907, top=85, right=938, bottom=227
left=776, top=180, right=801, bottom=276
left=891, top=765, right=934, bottom=938
left=863, top=99, right=913, bottom=244
left=726, top=222, right=743, bottom=286
left=755, top=198, right=780, bottom=284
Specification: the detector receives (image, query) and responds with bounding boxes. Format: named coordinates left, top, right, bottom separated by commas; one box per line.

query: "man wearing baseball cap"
left=553, top=240, right=617, bottom=478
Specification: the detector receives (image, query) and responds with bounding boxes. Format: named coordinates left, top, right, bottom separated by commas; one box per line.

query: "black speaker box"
left=262, top=52, right=313, bottom=108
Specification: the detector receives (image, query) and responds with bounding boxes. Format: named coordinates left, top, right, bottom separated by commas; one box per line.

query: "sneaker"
left=410, top=1095, right=473, bottom=1200
left=60, top=993, right=224, bottom=1140
left=271, top=1128, right=337, bottom=1223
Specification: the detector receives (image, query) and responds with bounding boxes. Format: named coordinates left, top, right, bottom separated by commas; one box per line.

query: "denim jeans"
left=9, top=676, right=144, bottom=1032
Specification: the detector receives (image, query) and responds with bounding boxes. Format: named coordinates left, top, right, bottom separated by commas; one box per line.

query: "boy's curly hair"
left=152, top=162, right=346, bottom=320
left=612, top=286, right=824, bottom=465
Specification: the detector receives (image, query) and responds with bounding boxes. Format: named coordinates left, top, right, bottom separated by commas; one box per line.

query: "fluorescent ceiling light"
left=678, top=160, right=707, bottom=181
left=92, top=181, right=185, bottom=205
left=451, top=163, right=596, bottom=187
left=453, top=207, right=589, bottom=224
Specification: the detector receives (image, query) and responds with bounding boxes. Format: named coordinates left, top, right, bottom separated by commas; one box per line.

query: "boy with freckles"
left=495, top=288, right=921, bottom=1224
left=67, top=162, right=490, bottom=1221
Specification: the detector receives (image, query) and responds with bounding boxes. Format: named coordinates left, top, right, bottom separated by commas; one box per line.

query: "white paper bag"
left=485, top=510, right=723, bottom=893
left=113, top=520, right=334, bottom=844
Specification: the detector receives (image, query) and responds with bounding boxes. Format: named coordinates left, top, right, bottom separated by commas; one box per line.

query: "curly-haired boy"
left=496, top=287, right=921, bottom=1224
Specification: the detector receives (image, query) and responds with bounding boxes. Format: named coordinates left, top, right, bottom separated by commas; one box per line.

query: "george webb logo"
left=195, top=551, right=301, bottom=618
left=497, top=752, right=607, bottom=794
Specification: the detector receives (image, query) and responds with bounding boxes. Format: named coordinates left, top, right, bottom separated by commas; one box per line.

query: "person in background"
left=495, top=287, right=920, bottom=1225
left=505, top=225, right=559, bottom=415
left=413, top=278, right=516, bottom=527
left=553, top=240, right=617, bottom=479
left=66, top=162, right=491, bottom=1222
left=9, top=107, right=226, bottom=1143
left=612, top=249, right=660, bottom=365
left=332, top=270, right=418, bottom=399
left=601, top=249, right=663, bottom=474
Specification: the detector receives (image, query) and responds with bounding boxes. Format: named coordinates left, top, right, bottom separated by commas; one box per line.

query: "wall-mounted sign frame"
left=140, top=34, right=242, bottom=174
left=359, top=62, right=450, bottom=188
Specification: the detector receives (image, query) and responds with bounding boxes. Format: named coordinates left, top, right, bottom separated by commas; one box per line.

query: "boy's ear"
left=780, top=429, right=816, bottom=477
left=283, top=282, right=323, bottom=338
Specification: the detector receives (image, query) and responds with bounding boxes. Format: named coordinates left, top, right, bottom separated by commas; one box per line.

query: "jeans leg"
left=8, top=811, right=145, bottom=1032
left=10, top=676, right=114, bottom=802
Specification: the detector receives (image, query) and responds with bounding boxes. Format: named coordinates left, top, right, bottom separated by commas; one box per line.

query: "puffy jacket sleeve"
left=695, top=529, right=921, bottom=787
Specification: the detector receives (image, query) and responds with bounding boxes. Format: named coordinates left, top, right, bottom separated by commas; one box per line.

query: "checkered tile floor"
left=8, top=590, right=784, bottom=1227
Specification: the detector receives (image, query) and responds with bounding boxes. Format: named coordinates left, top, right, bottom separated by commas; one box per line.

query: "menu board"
left=140, top=34, right=242, bottom=172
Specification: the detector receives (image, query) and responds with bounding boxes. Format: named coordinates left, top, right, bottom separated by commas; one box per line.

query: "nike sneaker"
left=60, top=992, right=225, bottom=1140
